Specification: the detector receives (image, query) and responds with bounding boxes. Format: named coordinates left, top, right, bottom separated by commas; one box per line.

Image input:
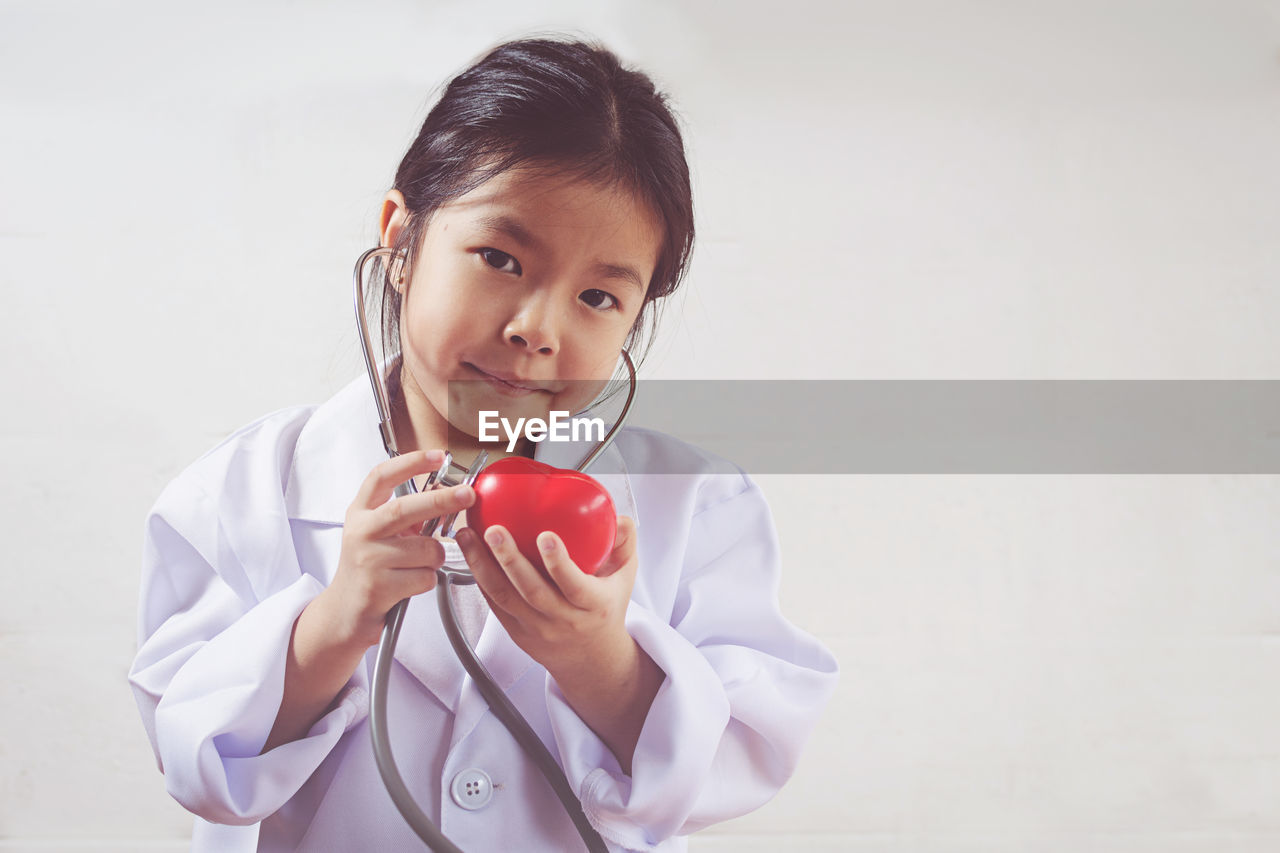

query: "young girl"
left=129, top=37, right=838, bottom=852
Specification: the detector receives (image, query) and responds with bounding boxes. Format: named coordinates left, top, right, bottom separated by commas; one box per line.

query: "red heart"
left=469, top=456, right=617, bottom=575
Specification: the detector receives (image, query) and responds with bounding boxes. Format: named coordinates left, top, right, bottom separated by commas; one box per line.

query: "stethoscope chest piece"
left=414, top=449, right=489, bottom=542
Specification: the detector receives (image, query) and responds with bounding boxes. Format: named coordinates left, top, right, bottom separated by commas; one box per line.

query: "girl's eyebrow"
left=477, top=214, right=543, bottom=251
left=475, top=213, right=644, bottom=293
left=594, top=262, right=644, bottom=293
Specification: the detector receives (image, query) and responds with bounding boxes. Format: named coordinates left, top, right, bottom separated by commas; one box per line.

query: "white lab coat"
left=128, top=370, right=839, bottom=852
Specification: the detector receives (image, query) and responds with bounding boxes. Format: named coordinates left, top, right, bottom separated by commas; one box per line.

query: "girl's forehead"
left=444, top=168, right=651, bottom=223
left=436, top=168, right=663, bottom=258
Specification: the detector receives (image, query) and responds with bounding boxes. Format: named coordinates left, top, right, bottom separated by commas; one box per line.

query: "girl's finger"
left=366, top=483, right=474, bottom=538
left=537, top=531, right=598, bottom=611
left=481, top=526, right=565, bottom=617
left=382, top=565, right=439, bottom=602
left=365, top=535, right=447, bottom=571
left=455, top=527, right=532, bottom=621
left=593, top=516, right=638, bottom=580
left=354, top=449, right=445, bottom=511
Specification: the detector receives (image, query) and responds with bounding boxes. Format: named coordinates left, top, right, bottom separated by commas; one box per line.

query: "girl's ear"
left=379, top=190, right=409, bottom=248
left=380, top=190, right=410, bottom=294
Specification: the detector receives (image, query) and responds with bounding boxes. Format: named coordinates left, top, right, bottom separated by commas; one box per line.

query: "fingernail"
left=456, top=485, right=473, bottom=500
left=456, top=528, right=473, bottom=547
left=424, top=449, right=444, bottom=463
left=538, top=533, right=556, bottom=553
left=485, top=527, right=504, bottom=547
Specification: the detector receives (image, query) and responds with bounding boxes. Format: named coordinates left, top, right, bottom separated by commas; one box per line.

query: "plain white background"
left=2, top=0, right=1279, bottom=850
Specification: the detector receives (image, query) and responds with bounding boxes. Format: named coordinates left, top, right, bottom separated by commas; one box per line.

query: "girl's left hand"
left=454, top=517, right=639, bottom=679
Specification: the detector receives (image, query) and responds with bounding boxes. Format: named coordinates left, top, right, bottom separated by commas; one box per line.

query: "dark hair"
left=375, top=36, right=695, bottom=374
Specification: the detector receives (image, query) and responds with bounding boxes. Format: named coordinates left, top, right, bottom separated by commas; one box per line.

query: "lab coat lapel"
left=283, top=367, right=469, bottom=713
left=283, top=370, right=388, bottom=534
left=397, top=591, right=467, bottom=711
left=448, top=612, right=536, bottom=749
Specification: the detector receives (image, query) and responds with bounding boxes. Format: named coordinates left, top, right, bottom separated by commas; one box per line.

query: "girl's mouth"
left=464, top=363, right=548, bottom=397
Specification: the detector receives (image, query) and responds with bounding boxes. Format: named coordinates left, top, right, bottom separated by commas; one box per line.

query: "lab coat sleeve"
left=127, top=474, right=369, bottom=826
left=544, top=478, right=840, bottom=850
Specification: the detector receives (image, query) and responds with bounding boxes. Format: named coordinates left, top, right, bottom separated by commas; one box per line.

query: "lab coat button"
left=450, top=768, right=494, bottom=811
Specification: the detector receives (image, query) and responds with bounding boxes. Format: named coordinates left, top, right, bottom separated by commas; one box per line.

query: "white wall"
left=2, top=0, right=1278, bottom=850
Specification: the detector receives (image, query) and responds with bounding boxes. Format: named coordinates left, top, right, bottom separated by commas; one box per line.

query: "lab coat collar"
left=284, top=370, right=389, bottom=526
left=283, top=364, right=638, bottom=717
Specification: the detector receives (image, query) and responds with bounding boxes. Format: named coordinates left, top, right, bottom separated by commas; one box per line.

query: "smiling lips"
left=464, top=362, right=551, bottom=396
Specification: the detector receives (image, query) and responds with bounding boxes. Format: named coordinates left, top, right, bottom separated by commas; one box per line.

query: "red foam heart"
left=469, top=456, right=617, bottom=575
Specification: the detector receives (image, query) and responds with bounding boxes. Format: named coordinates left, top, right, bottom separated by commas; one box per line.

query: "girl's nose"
left=503, top=298, right=561, bottom=355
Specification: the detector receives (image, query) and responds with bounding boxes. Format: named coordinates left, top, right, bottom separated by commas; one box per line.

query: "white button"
left=450, top=768, right=494, bottom=811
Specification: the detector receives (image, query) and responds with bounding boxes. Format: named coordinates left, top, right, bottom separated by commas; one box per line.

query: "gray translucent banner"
left=448, top=380, right=1280, bottom=474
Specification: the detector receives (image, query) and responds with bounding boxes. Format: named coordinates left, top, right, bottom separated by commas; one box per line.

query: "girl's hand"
left=455, top=517, right=640, bottom=680
left=322, top=449, right=476, bottom=648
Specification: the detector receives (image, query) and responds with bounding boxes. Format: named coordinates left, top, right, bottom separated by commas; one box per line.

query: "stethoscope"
left=353, top=246, right=636, bottom=853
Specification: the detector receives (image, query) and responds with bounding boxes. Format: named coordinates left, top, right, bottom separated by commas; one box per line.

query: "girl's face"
left=381, top=168, right=662, bottom=452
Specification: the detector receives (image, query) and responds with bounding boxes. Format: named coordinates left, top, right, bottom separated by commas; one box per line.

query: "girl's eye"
left=580, top=289, right=620, bottom=311
left=479, top=248, right=521, bottom=275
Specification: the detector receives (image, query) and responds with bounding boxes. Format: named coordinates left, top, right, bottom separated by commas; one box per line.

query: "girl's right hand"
left=321, top=449, right=476, bottom=648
